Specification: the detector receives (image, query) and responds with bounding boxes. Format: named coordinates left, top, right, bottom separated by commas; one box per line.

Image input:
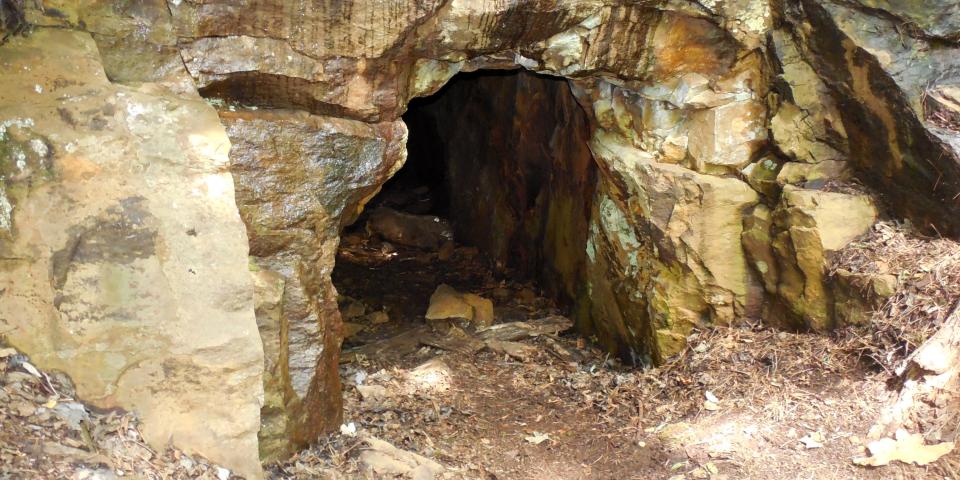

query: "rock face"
left=781, top=1, right=960, bottom=235
left=0, top=30, right=263, bottom=478
left=221, top=109, right=406, bottom=461
left=3, top=0, right=960, bottom=473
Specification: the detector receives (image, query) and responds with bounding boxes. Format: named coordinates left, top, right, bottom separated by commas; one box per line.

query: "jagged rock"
left=776, top=160, right=850, bottom=186
left=742, top=204, right=779, bottom=296
left=687, top=99, right=767, bottom=172
left=741, top=157, right=783, bottom=199
left=222, top=108, right=406, bottom=461
left=769, top=30, right=849, bottom=165
left=767, top=186, right=879, bottom=329
left=0, top=29, right=262, bottom=478
left=787, top=0, right=960, bottom=235
left=850, top=0, right=960, bottom=40
left=588, top=134, right=761, bottom=362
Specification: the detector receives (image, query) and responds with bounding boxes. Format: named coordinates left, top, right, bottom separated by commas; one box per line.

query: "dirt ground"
left=269, top=232, right=959, bottom=479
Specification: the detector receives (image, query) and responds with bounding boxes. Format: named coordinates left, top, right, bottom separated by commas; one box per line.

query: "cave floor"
left=269, top=234, right=954, bottom=479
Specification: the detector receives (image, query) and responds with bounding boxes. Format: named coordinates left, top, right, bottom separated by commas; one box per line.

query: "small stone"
left=366, top=310, right=390, bottom=324
left=356, top=384, right=389, bottom=402
left=425, top=284, right=474, bottom=321
left=342, top=322, right=366, bottom=340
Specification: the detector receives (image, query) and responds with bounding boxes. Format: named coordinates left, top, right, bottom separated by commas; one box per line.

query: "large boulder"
left=0, top=29, right=263, bottom=478
left=786, top=0, right=960, bottom=235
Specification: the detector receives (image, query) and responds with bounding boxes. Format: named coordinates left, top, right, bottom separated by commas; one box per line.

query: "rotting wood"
left=475, top=315, right=573, bottom=342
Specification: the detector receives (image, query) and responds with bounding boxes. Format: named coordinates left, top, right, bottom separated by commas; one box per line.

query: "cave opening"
left=332, top=69, right=600, bottom=366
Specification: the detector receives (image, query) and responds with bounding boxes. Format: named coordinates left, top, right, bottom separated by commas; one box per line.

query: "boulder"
left=587, top=134, right=761, bottom=362
left=0, top=29, right=263, bottom=478
left=787, top=0, right=960, bottom=235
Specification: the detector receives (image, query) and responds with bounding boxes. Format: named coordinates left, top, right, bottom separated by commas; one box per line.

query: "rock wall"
left=2, top=0, right=959, bottom=473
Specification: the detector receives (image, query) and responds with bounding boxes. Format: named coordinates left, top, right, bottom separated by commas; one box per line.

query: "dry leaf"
left=800, top=431, right=825, bottom=449
left=854, top=429, right=954, bottom=466
left=0, top=348, right=17, bottom=358
left=524, top=432, right=550, bottom=445
left=21, top=361, right=42, bottom=378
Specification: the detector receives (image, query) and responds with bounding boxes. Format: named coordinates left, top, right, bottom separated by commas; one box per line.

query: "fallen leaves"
left=703, top=391, right=720, bottom=411
left=853, top=429, right=955, bottom=467
left=524, top=432, right=551, bottom=445
left=799, top=431, right=825, bottom=449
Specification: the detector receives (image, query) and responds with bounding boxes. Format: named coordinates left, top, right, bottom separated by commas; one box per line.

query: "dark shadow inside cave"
left=332, top=69, right=601, bottom=367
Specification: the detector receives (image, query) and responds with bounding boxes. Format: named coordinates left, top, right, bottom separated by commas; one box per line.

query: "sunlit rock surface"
left=0, top=29, right=263, bottom=479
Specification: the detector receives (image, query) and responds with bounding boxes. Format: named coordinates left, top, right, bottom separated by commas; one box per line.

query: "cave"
left=333, top=69, right=600, bottom=367
left=7, top=2, right=960, bottom=478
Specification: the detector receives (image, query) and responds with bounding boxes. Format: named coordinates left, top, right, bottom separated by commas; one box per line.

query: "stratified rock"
left=221, top=109, right=406, bottom=461
left=787, top=0, right=960, bottom=235
left=0, top=29, right=262, bottom=478
left=768, top=29, right=849, bottom=165
left=850, top=0, right=960, bottom=40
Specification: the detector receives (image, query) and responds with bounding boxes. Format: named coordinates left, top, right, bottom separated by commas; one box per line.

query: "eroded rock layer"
left=1, top=0, right=958, bottom=473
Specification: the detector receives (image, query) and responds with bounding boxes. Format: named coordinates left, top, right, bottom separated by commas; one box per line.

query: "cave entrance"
left=332, top=69, right=599, bottom=367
